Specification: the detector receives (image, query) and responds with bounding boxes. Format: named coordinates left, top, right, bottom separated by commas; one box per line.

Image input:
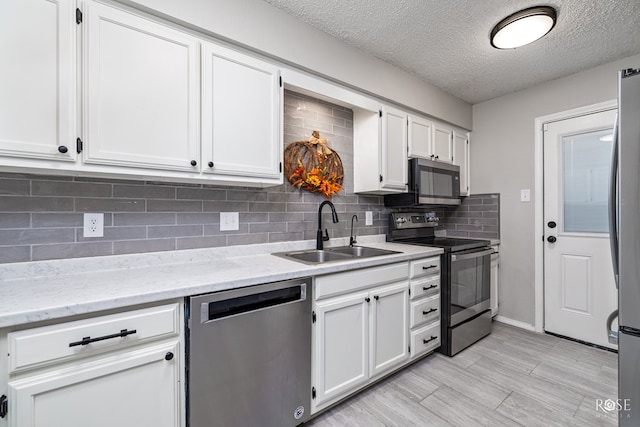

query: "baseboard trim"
left=493, top=315, right=536, bottom=331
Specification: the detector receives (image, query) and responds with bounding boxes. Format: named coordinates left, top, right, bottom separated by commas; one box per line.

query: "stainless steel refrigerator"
left=609, top=67, right=640, bottom=426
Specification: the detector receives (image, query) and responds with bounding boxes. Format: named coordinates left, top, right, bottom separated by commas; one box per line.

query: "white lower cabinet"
left=491, top=244, right=500, bottom=316
left=2, top=302, right=183, bottom=427
left=312, top=262, right=411, bottom=412
left=313, top=291, right=369, bottom=407
left=409, top=256, right=441, bottom=359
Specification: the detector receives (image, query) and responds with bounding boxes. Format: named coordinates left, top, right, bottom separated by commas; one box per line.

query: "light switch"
left=520, top=189, right=531, bottom=202
left=220, top=212, right=239, bottom=231
left=365, top=211, right=373, bottom=226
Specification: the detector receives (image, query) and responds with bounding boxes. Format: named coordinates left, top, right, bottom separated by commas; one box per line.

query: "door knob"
left=547, top=221, right=557, bottom=228
left=547, top=236, right=557, bottom=243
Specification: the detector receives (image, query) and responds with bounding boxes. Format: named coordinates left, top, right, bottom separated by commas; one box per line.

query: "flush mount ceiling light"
left=491, top=6, right=557, bottom=49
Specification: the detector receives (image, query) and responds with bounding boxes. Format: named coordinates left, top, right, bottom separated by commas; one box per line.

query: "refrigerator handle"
left=608, top=112, right=619, bottom=288
left=607, top=309, right=619, bottom=345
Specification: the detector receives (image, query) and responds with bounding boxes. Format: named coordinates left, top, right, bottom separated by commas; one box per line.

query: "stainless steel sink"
left=326, top=246, right=401, bottom=258
left=272, top=246, right=401, bottom=265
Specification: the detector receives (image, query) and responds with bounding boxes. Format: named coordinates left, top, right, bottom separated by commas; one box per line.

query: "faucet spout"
left=317, top=201, right=339, bottom=250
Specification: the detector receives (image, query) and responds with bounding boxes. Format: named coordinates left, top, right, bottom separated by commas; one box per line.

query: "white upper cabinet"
left=82, top=1, right=200, bottom=172
left=353, top=105, right=407, bottom=194
left=433, top=124, right=454, bottom=163
left=201, top=43, right=282, bottom=183
left=453, top=131, right=470, bottom=196
left=381, top=105, right=408, bottom=192
left=407, top=115, right=433, bottom=159
left=0, top=0, right=76, bottom=162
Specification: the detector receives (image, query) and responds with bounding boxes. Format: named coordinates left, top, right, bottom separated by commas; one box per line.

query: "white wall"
left=118, top=0, right=472, bottom=129
left=471, top=53, right=640, bottom=326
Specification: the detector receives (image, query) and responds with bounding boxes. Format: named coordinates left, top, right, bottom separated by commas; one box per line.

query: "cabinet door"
left=380, top=106, right=408, bottom=192
left=370, top=282, right=409, bottom=377
left=83, top=1, right=200, bottom=171
left=202, top=42, right=282, bottom=181
left=8, top=341, right=181, bottom=427
left=314, top=292, right=369, bottom=407
left=0, top=0, right=76, bottom=161
left=453, top=131, right=470, bottom=195
left=407, top=115, right=433, bottom=159
left=433, top=124, right=453, bottom=163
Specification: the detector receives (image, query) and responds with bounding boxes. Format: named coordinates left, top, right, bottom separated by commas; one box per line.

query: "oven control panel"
left=390, top=212, right=439, bottom=229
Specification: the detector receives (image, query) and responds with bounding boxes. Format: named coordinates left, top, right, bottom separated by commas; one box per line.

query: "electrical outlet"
left=365, top=211, right=373, bottom=226
left=220, top=212, right=239, bottom=231
left=83, top=213, right=104, bottom=238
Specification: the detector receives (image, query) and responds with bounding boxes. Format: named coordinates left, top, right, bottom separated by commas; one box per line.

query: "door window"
left=562, top=129, right=613, bottom=233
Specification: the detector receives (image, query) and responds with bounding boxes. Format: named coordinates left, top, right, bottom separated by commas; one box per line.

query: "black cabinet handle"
left=69, top=329, right=137, bottom=347
left=422, top=308, right=437, bottom=316
left=208, top=161, right=214, bottom=168
left=190, top=160, right=197, bottom=167
left=58, top=145, right=68, bottom=153
left=165, top=352, right=174, bottom=361
left=422, top=265, right=438, bottom=270
left=422, top=284, right=438, bottom=291
left=423, top=336, right=438, bottom=344
left=435, top=155, right=439, bottom=159
left=374, top=295, right=379, bottom=300
left=365, top=297, right=370, bottom=303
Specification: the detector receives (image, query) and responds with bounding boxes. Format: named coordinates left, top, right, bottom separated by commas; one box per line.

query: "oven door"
left=449, top=248, right=492, bottom=326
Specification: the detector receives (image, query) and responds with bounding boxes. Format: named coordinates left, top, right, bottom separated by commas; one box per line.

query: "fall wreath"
left=284, top=131, right=344, bottom=199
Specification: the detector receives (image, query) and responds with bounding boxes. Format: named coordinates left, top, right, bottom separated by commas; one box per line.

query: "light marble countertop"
left=0, top=235, right=442, bottom=328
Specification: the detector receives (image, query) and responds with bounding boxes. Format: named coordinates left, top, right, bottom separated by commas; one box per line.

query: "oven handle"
left=451, top=248, right=493, bottom=261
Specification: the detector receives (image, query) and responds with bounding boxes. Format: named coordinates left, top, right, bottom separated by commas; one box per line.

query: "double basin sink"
left=273, top=246, right=401, bottom=265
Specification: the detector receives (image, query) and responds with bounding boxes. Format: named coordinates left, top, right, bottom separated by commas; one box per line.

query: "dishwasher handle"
left=199, top=282, right=307, bottom=324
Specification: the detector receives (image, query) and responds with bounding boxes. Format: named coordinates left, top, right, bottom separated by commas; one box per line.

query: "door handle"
left=547, top=221, right=557, bottom=228
left=547, top=236, right=557, bottom=243
left=607, top=309, right=618, bottom=345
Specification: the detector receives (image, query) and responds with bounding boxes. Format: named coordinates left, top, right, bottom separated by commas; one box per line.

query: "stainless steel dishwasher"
left=186, top=278, right=312, bottom=427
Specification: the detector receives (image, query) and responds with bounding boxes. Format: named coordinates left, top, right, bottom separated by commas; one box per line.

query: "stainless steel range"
left=388, top=212, right=492, bottom=356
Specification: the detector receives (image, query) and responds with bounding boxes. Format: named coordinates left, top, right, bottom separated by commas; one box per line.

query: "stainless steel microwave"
left=384, top=158, right=461, bottom=207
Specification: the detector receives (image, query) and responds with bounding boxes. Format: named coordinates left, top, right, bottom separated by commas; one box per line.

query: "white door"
left=83, top=1, right=200, bottom=171
left=380, top=105, right=408, bottom=191
left=543, top=109, right=617, bottom=349
left=313, top=292, right=369, bottom=408
left=370, top=282, right=409, bottom=378
left=0, top=0, right=76, bottom=161
left=8, top=341, right=181, bottom=427
left=202, top=42, right=282, bottom=180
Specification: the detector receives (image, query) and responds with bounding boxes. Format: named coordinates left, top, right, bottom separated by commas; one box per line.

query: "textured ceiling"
left=261, top=0, right=640, bottom=104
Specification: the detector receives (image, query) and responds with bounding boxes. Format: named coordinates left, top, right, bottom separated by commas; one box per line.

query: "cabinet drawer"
left=8, top=303, right=180, bottom=373
left=410, top=257, right=440, bottom=279
left=410, top=275, right=440, bottom=300
left=410, top=295, right=440, bottom=328
left=315, top=262, right=408, bottom=300
left=410, top=321, right=441, bottom=359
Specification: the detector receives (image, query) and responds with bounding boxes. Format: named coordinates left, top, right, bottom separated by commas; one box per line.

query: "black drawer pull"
left=422, top=308, right=437, bottom=316
left=423, top=336, right=438, bottom=344
left=69, top=329, right=137, bottom=347
left=422, top=284, right=438, bottom=291
left=422, top=265, right=438, bottom=270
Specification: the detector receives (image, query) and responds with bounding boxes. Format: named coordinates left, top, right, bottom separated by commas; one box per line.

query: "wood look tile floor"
left=306, top=322, right=618, bottom=426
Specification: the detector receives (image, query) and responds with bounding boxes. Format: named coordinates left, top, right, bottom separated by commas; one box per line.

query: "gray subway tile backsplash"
left=0, top=91, right=498, bottom=263
left=434, top=193, right=500, bottom=240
